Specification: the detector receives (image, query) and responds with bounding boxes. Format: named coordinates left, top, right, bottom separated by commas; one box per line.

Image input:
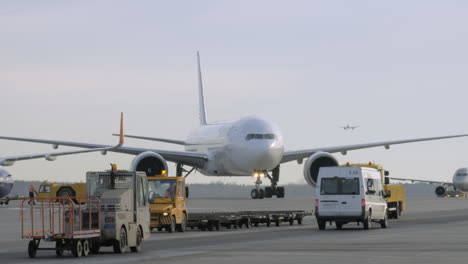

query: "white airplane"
left=1, top=53, right=468, bottom=200
left=392, top=168, right=468, bottom=197
left=340, top=125, right=359, bottom=130
left=0, top=114, right=125, bottom=204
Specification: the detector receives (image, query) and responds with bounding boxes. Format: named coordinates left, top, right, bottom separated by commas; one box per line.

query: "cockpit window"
left=245, top=134, right=276, bottom=141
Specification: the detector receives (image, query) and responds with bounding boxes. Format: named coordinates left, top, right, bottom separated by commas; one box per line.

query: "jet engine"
left=130, top=151, right=168, bottom=176
left=303, top=152, right=339, bottom=187
left=435, top=186, right=446, bottom=197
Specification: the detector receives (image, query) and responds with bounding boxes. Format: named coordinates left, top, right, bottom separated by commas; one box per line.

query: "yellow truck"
left=147, top=173, right=188, bottom=233
left=342, top=162, right=406, bottom=219
left=37, top=182, right=86, bottom=203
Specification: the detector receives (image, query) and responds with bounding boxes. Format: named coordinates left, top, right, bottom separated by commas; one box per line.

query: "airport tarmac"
left=1, top=197, right=468, bottom=264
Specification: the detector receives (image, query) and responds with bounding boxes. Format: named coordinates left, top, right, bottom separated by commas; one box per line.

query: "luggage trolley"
left=21, top=197, right=101, bottom=258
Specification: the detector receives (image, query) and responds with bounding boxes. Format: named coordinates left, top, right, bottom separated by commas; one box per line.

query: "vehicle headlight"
left=163, top=212, right=169, bottom=216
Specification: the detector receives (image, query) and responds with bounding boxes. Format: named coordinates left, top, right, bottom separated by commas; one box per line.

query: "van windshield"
left=320, top=177, right=360, bottom=195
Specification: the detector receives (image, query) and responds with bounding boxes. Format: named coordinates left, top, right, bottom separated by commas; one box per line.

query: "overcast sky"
left=1, top=0, right=468, bottom=187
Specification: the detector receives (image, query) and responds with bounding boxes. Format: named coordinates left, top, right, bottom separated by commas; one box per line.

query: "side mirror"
left=384, top=177, right=390, bottom=185
left=384, top=170, right=390, bottom=176
left=185, top=186, right=189, bottom=198
left=384, top=190, right=392, bottom=198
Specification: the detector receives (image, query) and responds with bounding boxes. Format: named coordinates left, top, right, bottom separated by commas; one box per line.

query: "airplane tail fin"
left=197, top=51, right=208, bottom=126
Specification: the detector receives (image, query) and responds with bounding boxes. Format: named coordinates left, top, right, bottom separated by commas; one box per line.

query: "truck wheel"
left=71, top=240, right=83, bottom=257
left=82, top=239, right=90, bottom=257
left=130, top=228, right=143, bottom=252
left=363, top=213, right=371, bottom=230
left=55, top=240, right=64, bottom=257
left=318, top=220, right=326, bottom=230
left=380, top=213, right=389, bottom=229
left=57, top=187, right=77, bottom=204
left=168, top=216, right=176, bottom=233
left=113, top=227, right=128, bottom=254
left=28, top=240, right=37, bottom=258
left=177, top=213, right=187, bottom=232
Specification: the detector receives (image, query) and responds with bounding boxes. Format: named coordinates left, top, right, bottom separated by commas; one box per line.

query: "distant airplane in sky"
left=340, top=125, right=359, bottom=130
left=1, top=52, right=468, bottom=200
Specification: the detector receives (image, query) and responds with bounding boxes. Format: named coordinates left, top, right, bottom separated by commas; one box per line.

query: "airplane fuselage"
left=185, top=116, right=284, bottom=176
left=452, top=168, right=468, bottom=191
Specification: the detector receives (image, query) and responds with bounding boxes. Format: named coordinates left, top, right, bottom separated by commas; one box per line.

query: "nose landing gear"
left=250, top=166, right=285, bottom=199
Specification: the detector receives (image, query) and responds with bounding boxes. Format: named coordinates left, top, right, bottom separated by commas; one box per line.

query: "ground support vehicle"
left=21, top=168, right=151, bottom=258
left=186, top=210, right=310, bottom=231
left=37, top=182, right=86, bottom=203
left=147, top=175, right=188, bottom=233
left=315, top=166, right=390, bottom=230
left=342, top=163, right=406, bottom=219
left=21, top=197, right=101, bottom=258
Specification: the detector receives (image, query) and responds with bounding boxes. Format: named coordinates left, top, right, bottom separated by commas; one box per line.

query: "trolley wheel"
left=28, top=240, right=37, bottom=258
left=289, top=218, right=294, bottom=226
left=215, top=221, right=221, bottom=231
left=55, top=240, right=64, bottom=257
left=297, top=217, right=303, bottom=225
left=275, top=219, right=280, bottom=227
left=157, top=227, right=163, bottom=232
left=245, top=218, right=251, bottom=229
left=113, top=226, right=128, bottom=254
left=266, top=218, right=271, bottom=227
left=82, top=239, right=90, bottom=257
left=71, top=240, right=83, bottom=258
left=254, top=222, right=259, bottom=227
left=130, top=227, right=143, bottom=253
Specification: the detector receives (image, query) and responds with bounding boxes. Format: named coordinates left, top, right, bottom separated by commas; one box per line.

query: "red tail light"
left=315, top=199, right=319, bottom=211
left=361, top=199, right=366, bottom=210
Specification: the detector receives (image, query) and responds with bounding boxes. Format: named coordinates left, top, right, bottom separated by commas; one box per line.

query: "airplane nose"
left=246, top=141, right=283, bottom=170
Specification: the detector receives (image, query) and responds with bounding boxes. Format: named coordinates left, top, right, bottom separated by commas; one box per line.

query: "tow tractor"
left=21, top=165, right=150, bottom=258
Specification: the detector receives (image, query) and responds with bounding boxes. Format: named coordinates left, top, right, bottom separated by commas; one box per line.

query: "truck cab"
left=147, top=175, right=187, bottom=233
left=315, top=166, right=389, bottom=230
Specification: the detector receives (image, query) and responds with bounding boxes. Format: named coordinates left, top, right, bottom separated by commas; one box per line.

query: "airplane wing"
left=0, top=113, right=126, bottom=166
left=111, top=134, right=187, bottom=145
left=280, top=133, right=468, bottom=164
left=390, top=177, right=452, bottom=186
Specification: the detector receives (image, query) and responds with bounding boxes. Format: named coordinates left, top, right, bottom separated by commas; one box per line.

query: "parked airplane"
left=1, top=53, right=468, bottom=200
left=392, top=168, right=468, bottom=197
left=0, top=113, right=124, bottom=204
left=340, top=125, right=359, bottom=130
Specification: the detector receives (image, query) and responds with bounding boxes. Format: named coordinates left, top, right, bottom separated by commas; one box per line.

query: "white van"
left=315, top=166, right=389, bottom=230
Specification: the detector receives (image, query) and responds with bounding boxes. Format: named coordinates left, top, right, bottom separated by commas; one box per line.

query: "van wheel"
left=380, top=213, right=389, bottom=228
left=363, top=213, right=371, bottom=230
left=318, top=220, right=326, bottom=230
left=336, top=222, right=343, bottom=230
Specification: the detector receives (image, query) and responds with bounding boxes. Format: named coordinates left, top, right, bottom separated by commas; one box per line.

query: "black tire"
left=254, top=222, right=259, bottom=227
left=56, top=187, right=77, bottom=204
left=55, top=240, right=64, bottom=257
left=233, top=220, right=239, bottom=229
left=266, top=218, right=271, bottom=227
left=318, top=220, right=326, bottom=230
left=113, top=226, right=128, bottom=254
left=168, top=216, right=176, bottom=233
left=277, top=187, right=285, bottom=198
left=28, top=240, right=37, bottom=258
left=71, top=240, right=83, bottom=257
left=5, top=200, right=9, bottom=205
left=394, top=206, right=401, bottom=219
left=82, top=239, right=90, bottom=257
left=215, top=221, right=221, bottom=231
left=289, top=218, right=294, bottom=226
left=275, top=219, right=280, bottom=227
left=380, top=213, right=389, bottom=229
left=264, top=187, right=273, bottom=198
left=297, top=218, right=303, bottom=225
left=177, top=213, right=187, bottom=232
left=251, top=189, right=259, bottom=199
left=207, top=223, right=214, bottom=231
left=226, top=224, right=232, bottom=229
left=363, top=213, right=372, bottom=230
left=157, top=227, right=163, bottom=232
left=336, top=222, right=343, bottom=230
left=245, top=218, right=251, bottom=229
left=130, top=227, right=143, bottom=253
left=258, top=189, right=265, bottom=199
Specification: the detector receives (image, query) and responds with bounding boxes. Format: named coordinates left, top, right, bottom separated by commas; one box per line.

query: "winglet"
left=119, top=112, right=124, bottom=145
left=197, top=51, right=208, bottom=125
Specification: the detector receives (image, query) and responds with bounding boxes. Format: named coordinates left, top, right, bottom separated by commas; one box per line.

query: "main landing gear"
left=251, top=166, right=285, bottom=199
